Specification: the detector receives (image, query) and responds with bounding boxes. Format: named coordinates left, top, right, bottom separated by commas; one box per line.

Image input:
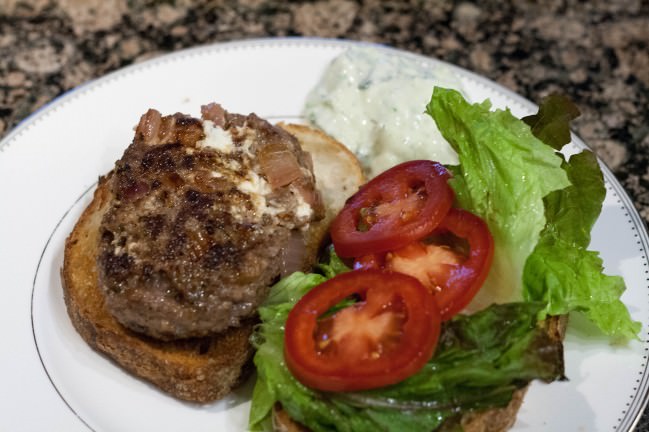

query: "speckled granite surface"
left=2, top=0, right=648, bottom=220
left=1, top=0, right=649, bottom=429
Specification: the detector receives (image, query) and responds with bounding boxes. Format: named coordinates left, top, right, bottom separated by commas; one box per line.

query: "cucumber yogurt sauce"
left=304, top=48, right=465, bottom=178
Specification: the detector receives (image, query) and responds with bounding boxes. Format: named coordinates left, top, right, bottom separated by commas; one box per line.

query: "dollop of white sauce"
left=304, top=48, right=464, bottom=178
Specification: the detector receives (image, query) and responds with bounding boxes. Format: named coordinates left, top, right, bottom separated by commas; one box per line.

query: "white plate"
left=1, top=38, right=648, bottom=432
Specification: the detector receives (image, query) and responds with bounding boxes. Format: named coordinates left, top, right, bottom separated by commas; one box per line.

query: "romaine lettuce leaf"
left=249, top=253, right=564, bottom=432
left=427, top=87, right=639, bottom=341
left=425, top=87, right=571, bottom=308
left=523, top=151, right=641, bottom=340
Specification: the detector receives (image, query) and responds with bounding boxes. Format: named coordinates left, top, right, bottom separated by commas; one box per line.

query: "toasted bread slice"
left=62, top=173, right=256, bottom=403
left=61, top=124, right=365, bottom=403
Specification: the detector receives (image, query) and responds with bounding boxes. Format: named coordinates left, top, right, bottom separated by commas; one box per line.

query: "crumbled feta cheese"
left=295, top=192, right=313, bottom=219
left=197, top=120, right=234, bottom=153
left=238, top=171, right=272, bottom=216
left=238, top=171, right=272, bottom=196
left=233, top=126, right=256, bottom=157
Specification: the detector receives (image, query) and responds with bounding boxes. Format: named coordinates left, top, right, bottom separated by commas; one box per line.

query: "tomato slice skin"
left=284, top=270, right=441, bottom=392
left=330, top=160, right=454, bottom=258
left=387, top=208, right=494, bottom=320
left=433, top=208, right=494, bottom=319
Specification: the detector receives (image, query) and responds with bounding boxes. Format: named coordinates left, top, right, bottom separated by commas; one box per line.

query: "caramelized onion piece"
left=293, top=178, right=325, bottom=220
left=157, top=115, right=178, bottom=144
left=259, top=143, right=304, bottom=189
left=136, top=109, right=202, bottom=147
left=201, top=103, right=226, bottom=127
left=136, top=109, right=163, bottom=145
left=280, top=230, right=308, bottom=276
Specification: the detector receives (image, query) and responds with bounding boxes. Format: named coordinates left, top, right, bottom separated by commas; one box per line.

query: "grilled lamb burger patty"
left=97, top=104, right=324, bottom=341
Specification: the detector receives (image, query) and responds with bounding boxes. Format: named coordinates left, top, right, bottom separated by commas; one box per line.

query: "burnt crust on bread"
left=62, top=173, right=255, bottom=402
left=455, top=388, right=527, bottom=432
left=271, top=315, right=568, bottom=432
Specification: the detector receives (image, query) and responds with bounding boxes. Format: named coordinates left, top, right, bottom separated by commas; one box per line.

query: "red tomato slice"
left=386, top=208, right=494, bottom=320
left=330, top=160, right=454, bottom=257
left=284, top=270, right=441, bottom=392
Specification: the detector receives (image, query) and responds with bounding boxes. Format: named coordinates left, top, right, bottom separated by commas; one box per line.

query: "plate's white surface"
left=1, top=38, right=648, bottom=432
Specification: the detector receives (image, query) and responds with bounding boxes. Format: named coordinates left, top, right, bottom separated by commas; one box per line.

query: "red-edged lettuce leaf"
left=522, top=94, right=581, bottom=150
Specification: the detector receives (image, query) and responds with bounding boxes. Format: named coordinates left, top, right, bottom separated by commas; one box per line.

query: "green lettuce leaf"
left=249, top=271, right=328, bottom=432
left=425, top=87, right=571, bottom=308
left=316, top=245, right=351, bottom=279
left=521, top=94, right=581, bottom=150
left=427, top=87, right=638, bottom=341
left=249, top=254, right=564, bottom=432
left=344, top=302, right=564, bottom=404
left=522, top=151, right=641, bottom=340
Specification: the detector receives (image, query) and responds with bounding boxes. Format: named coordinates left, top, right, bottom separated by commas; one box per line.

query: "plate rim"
left=9, top=36, right=649, bottom=431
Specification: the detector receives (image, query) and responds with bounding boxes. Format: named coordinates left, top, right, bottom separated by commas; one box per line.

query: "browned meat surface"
left=97, top=104, right=323, bottom=341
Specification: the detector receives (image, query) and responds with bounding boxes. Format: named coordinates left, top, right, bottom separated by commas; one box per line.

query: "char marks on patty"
left=97, top=104, right=324, bottom=341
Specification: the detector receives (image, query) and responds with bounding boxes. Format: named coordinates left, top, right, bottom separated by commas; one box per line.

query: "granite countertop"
left=2, top=0, right=649, bottom=429
left=2, top=0, right=648, bottom=220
